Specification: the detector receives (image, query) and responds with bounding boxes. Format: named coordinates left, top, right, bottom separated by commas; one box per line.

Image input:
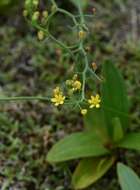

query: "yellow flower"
left=51, top=94, right=65, bottom=106
left=66, top=75, right=81, bottom=92
left=81, top=109, right=87, bottom=115
left=88, top=94, right=101, bottom=108
left=79, top=30, right=86, bottom=39
left=72, top=80, right=82, bottom=91
left=51, top=87, right=65, bottom=106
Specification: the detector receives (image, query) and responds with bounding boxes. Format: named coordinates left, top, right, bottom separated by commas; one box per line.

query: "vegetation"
left=0, top=0, right=140, bottom=189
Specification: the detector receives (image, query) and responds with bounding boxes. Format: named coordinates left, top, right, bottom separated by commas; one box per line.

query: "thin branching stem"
left=0, top=96, right=50, bottom=102
left=0, top=1, right=102, bottom=107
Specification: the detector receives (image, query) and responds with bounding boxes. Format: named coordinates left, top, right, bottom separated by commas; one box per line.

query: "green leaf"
left=70, top=0, right=88, bottom=9
left=101, top=60, right=129, bottom=136
left=117, top=163, right=140, bottom=190
left=112, top=117, right=124, bottom=143
left=47, top=132, right=109, bottom=163
left=72, top=156, right=115, bottom=189
left=118, top=133, right=140, bottom=151
left=84, top=108, right=110, bottom=143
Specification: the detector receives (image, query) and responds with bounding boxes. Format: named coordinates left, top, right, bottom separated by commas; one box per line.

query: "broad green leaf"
left=72, top=156, right=115, bottom=189
left=70, top=0, right=88, bottom=9
left=47, top=132, right=109, bottom=163
left=112, top=117, right=124, bottom=143
left=84, top=108, right=110, bottom=143
left=118, top=133, right=140, bottom=151
left=117, top=163, right=140, bottom=190
left=101, top=60, right=129, bottom=136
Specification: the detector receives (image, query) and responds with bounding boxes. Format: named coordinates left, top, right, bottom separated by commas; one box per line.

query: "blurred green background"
left=0, top=0, right=140, bottom=189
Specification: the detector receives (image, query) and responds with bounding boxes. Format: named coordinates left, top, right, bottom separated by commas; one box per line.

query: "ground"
left=0, top=0, right=140, bottom=189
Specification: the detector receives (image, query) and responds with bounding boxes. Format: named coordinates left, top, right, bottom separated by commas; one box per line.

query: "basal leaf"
left=118, top=133, right=140, bottom=151
left=84, top=108, right=110, bottom=143
left=112, top=117, right=124, bottom=143
left=47, top=132, right=109, bottom=163
left=117, top=163, right=140, bottom=190
left=72, top=156, right=115, bottom=189
left=101, top=60, right=129, bottom=136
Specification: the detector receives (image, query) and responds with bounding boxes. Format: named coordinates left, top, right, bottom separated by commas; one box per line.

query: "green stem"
left=30, top=13, right=76, bottom=59
left=77, top=4, right=84, bottom=25
left=51, top=0, right=57, bottom=6
left=80, top=42, right=88, bottom=101
left=77, top=6, right=102, bottom=101
left=0, top=96, right=50, bottom=102
left=88, top=68, right=103, bottom=82
left=57, top=8, right=78, bottom=26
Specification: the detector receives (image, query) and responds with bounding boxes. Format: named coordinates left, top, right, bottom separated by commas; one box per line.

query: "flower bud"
left=92, top=62, right=97, bottom=71
left=32, top=11, right=40, bottom=21
left=37, top=31, right=44, bottom=40
left=81, top=109, right=87, bottom=115
left=33, top=0, right=39, bottom=6
left=42, top=11, right=48, bottom=18
left=92, top=7, right=96, bottom=14
left=23, top=10, right=28, bottom=17
left=79, top=30, right=86, bottom=39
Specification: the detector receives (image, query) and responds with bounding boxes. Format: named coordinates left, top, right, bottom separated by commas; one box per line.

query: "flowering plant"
left=0, top=0, right=139, bottom=189
left=47, top=59, right=140, bottom=189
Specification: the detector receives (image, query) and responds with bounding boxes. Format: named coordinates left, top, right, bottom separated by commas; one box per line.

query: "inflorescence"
left=15, top=0, right=102, bottom=116
left=49, top=74, right=101, bottom=116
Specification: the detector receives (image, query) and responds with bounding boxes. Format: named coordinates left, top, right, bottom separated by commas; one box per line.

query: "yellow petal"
left=88, top=100, right=92, bottom=104
left=51, top=98, right=56, bottom=102
left=90, top=104, right=94, bottom=108
left=96, top=94, right=100, bottom=98
left=96, top=104, right=100, bottom=108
